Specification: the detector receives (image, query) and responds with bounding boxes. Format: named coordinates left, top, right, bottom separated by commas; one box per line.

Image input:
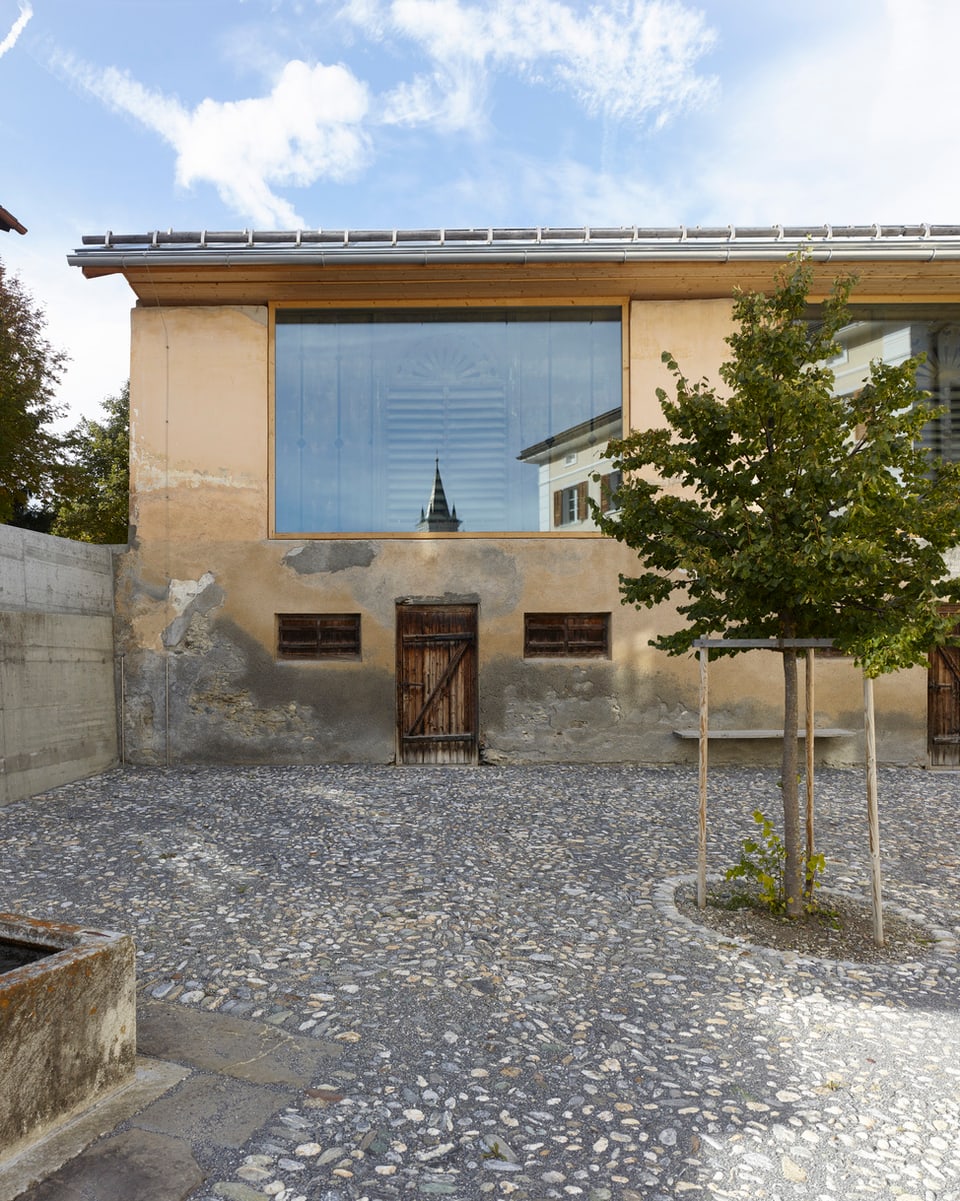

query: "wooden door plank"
left=396, top=603, right=478, bottom=765
left=408, top=639, right=470, bottom=736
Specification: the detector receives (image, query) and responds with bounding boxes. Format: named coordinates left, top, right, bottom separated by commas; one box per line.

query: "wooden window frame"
left=524, top=612, right=610, bottom=658
left=277, top=613, right=361, bottom=660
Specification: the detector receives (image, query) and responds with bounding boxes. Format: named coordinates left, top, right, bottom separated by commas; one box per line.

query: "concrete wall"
left=109, top=299, right=929, bottom=767
left=0, top=527, right=118, bottom=804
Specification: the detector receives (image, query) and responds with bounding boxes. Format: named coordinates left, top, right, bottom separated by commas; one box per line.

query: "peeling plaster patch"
left=283, top=542, right=377, bottom=574
left=169, top=572, right=216, bottom=612
left=163, top=572, right=225, bottom=648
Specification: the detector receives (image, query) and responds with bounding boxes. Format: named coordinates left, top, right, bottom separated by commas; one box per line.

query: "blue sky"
left=1, top=0, right=957, bottom=425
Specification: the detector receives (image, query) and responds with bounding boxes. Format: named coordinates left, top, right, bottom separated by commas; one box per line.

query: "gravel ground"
left=2, top=763, right=959, bottom=1201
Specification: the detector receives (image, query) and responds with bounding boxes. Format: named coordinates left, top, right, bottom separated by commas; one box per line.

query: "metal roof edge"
left=66, top=243, right=960, bottom=271
left=66, top=225, right=960, bottom=272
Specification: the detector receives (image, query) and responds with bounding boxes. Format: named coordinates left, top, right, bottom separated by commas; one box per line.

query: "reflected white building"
left=518, top=407, right=622, bottom=531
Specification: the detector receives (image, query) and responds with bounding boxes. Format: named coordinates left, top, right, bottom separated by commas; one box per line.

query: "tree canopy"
left=0, top=258, right=69, bottom=523
left=52, top=382, right=130, bottom=545
left=593, top=257, right=960, bottom=913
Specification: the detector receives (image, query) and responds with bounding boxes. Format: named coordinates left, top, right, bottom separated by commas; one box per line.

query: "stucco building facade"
left=68, top=225, right=960, bottom=767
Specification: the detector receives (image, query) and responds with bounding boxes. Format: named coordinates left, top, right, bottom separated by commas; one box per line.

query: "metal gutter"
left=67, top=224, right=960, bottom=272
left=67, top=244, right=960, bottom=270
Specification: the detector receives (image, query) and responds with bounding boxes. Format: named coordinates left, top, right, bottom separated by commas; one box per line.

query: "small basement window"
left=277, top=613, right=361, bottom=660
left=524, top=612, right=610, bottom=658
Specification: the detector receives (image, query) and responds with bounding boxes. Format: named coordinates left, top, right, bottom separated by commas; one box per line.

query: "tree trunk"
left=781, top=646, right=803, bottom=916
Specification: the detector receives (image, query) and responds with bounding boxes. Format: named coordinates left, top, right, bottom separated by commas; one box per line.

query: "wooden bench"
left=673, top=728, right=857, bottom=740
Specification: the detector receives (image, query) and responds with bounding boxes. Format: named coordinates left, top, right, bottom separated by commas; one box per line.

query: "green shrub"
left=724, top=809, right=824, bottom=915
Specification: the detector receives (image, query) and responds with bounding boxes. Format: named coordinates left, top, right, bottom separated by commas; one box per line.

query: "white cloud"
left=47, top=0, right=716, bottom=229
left=344, top=0, right=718, bottom=130
left=60, top=57, right=371, bottom=227
left=355, top=0, right=960, bottom=229
left=681, top=0, right=960, bottom=225
left=380, top=63, right=488, bottom=132
left=0, top=1, right=31, bottom=58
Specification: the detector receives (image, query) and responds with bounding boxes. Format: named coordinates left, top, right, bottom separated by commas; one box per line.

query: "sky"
left=1, top=0, right=959, bottom=427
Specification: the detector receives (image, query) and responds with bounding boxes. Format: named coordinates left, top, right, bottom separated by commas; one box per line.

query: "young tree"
left=593, top=258, right=960, bottom=916
left=53, top=382, right=130, bottom=544
left=0, top=259, right=69, bottom=522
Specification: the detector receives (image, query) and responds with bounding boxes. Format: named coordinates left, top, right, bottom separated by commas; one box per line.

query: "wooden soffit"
left=90, top=256, right=960, bottom=308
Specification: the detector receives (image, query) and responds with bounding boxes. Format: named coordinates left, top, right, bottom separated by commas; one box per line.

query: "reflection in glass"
left=275, top=308, right=622, bottom=533
left=831, top=315, right=960, bottom=464
left=517, top=408, right=622, bottom=530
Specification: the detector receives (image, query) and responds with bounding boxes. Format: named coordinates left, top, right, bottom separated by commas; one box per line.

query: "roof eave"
left=0, top=205, right=27, bottom=235
left=67, top=224, right=960, bottom=275
left=67, top=239, right=960, bottom=275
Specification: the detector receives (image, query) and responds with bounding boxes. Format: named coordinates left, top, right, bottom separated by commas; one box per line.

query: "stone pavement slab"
left=130, top=1074, right=295, bottom=1153
left=137, top=1000, right=342, bottom=1086
left=18, top=1130, right=204, bottom=1201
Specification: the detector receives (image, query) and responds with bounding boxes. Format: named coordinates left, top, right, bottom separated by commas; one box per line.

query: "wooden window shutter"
left=553, top=489, right=563, bottom=527
left=524, top=612, right=610, bottom=657
left=576, top=480, right=589, bottom=520
left=278, top=613, right=361, bottom=659
left=600, top=471, right=621, bottom=513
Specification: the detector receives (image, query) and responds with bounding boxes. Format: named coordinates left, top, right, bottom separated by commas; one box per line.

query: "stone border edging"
left=654, top=873, right=958, bottom=973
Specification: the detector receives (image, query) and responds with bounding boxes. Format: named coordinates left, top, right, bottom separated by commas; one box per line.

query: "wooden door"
left=929, top=606, right=960, bottom=767
left=396, top=603, right=478, bottom=765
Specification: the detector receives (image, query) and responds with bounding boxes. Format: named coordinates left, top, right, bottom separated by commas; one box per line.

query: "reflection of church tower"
left=416, top=458, right=462, bottom=532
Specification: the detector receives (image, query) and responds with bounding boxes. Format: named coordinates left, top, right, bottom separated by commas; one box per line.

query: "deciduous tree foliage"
left=0, top=259, right=68, bottom=523
left=53, top=382, right=130, bottom=544
left=593, top=258, right=960, bottom=915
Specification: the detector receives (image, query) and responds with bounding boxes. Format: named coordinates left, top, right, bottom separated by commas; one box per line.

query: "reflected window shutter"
left=576, top=481, right=588, bottom=520
left=553, top=489, right=563, bottom=527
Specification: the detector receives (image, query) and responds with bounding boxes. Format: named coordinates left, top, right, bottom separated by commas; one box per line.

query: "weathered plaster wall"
left=0, top=528, right=118, bottom=804
left=113, top=299, right=929, bottom=767
left=114, top=532, right=927, bottom=766
left=628, top=299, right=734, bottom=429
left=129, top=304, right=268, bottom=546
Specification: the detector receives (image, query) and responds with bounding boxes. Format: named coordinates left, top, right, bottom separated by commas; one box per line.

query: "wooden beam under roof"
left=99, top=256, right=960, bottom=307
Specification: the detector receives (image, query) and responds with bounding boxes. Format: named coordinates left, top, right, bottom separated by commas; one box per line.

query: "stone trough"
left=0, top=914, right=135, bottom=1160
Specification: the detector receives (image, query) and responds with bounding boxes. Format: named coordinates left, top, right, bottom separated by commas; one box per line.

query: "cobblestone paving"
left=2, top=764, right=959, bottom=1201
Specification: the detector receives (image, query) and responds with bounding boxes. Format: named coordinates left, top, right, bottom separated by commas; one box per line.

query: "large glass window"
left=274, top=307, right=622, bottom=534
left=830, top=310, right=960, bottom=464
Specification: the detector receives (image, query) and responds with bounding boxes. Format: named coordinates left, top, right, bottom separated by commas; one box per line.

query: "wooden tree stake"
left=863, top=674, right=885, bottom=946
left=698, top=645, right=708, bottom=909
left=805, top=648, right=815, bottom=877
